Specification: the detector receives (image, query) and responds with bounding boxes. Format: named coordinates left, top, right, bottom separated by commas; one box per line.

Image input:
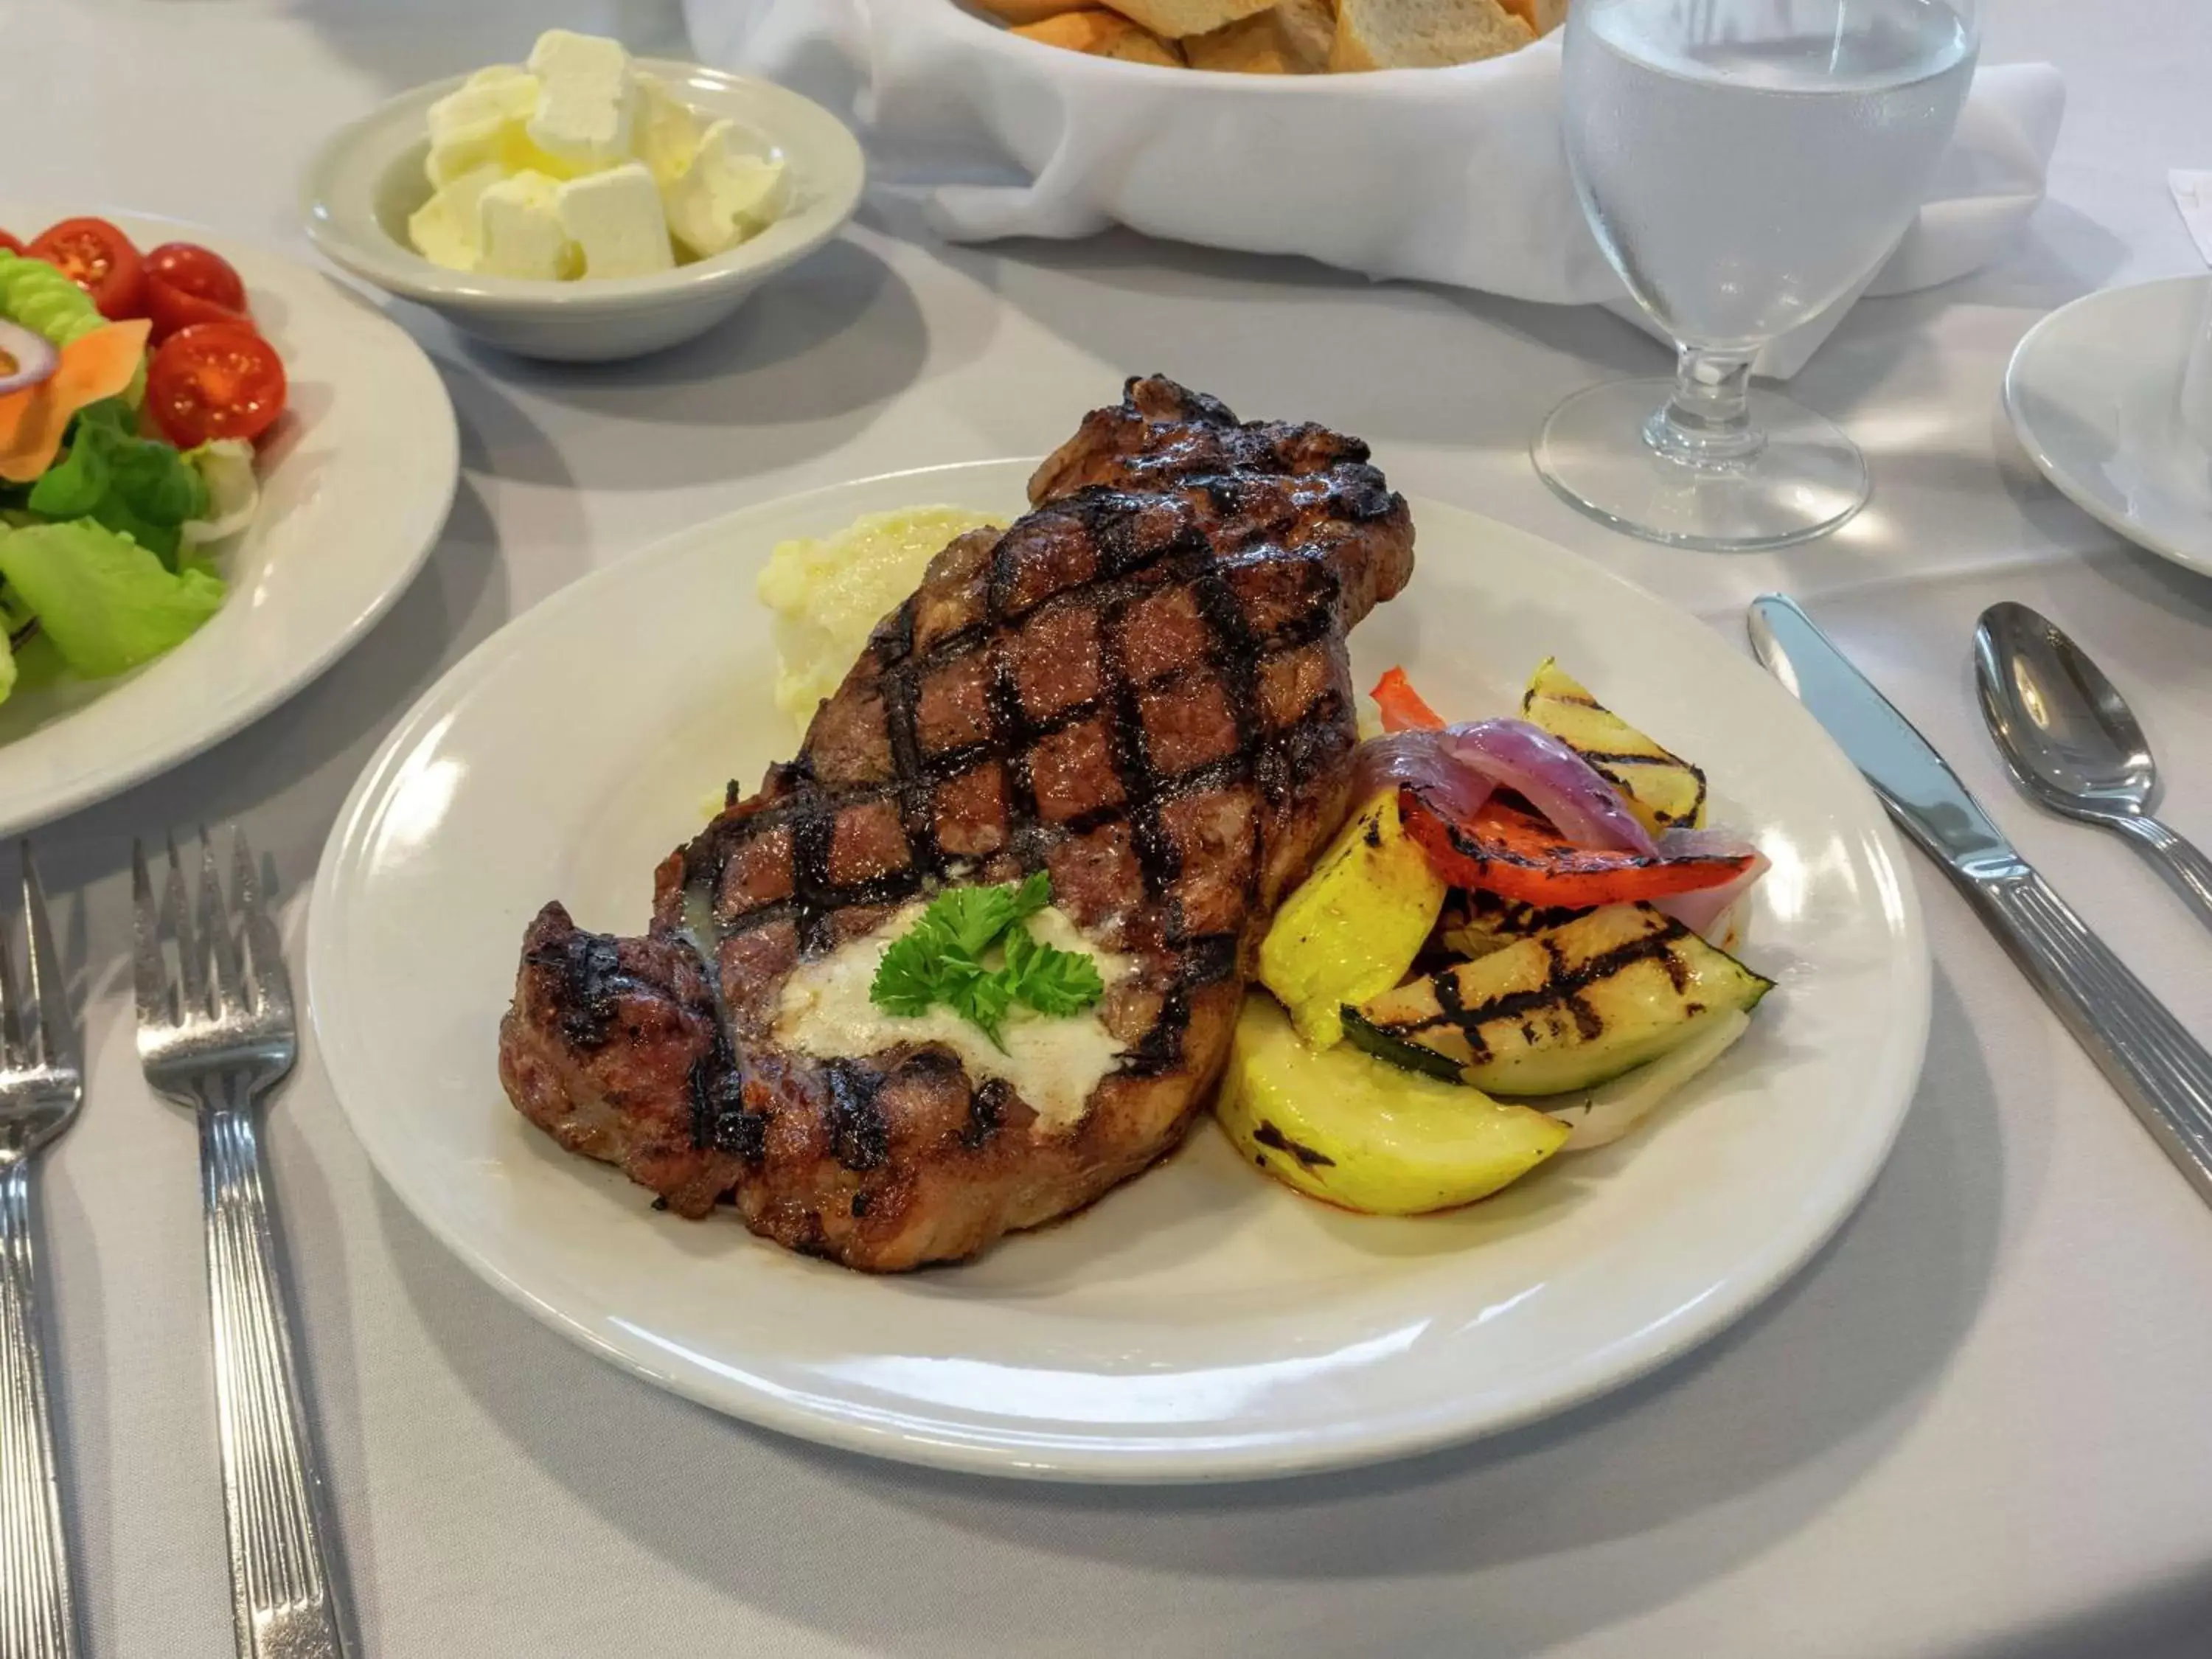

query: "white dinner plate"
left=2004, top=276, right=2212, bottom=577
left=309, top=460, right=1928, bottom=1483
left=0, top=206, right=457, bottom=835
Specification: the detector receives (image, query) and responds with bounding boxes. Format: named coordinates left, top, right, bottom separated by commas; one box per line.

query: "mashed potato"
left=757, top=507, right=1004, bottom=734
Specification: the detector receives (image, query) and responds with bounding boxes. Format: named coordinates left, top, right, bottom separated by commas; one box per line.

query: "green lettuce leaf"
left=0, top=520, right=224, bottom=678
left=181, top=439, right=260, bottom=547
left=0, top=629, right=15, bottom=709
left=25, top=401, right=209, bottom=565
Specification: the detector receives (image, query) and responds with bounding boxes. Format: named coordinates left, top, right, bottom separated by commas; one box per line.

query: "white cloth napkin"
left=686, top=0, right=2064, bottom=376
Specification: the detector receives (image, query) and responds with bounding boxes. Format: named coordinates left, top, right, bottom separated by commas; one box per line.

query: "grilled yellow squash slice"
left=1219, top=996, right=1568, bottom=1214
left=1522, top=658, right=1706, bottom=834
left=1257, top=790, right=1447, bottom=1048
left=1349, top=902, right=1771, bottom=1096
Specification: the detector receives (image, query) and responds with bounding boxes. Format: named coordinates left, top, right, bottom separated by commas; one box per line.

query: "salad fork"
left=133, top=830, right=350, bottom=1659
left=0, top=845, right=83, bottom=1659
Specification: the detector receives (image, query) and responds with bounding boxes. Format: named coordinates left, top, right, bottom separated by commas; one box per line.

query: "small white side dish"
left=2005, top=276, right=2212, bottom=578
left=302, top=61, right=865, bottom=362
left=308, top=461, right=1929, bottom=1484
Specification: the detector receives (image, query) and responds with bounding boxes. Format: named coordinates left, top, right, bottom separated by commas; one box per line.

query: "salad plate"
left=0, top=206, right=456, bottom=836
left=308, top=460, right=1927, bottom=1483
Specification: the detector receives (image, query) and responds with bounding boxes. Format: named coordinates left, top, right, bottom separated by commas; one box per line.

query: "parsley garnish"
left=869, top=873, right=1105, bottom=1046
left=1004, top=922, right=1105, bottom=1015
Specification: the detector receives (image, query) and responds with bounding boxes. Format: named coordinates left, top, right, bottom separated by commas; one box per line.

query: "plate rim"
left=2003, top=274, right=2212, bottom=577
left=308, top=460, right=1931, bottom=1483
left=0, top=204, right=459, bottom=838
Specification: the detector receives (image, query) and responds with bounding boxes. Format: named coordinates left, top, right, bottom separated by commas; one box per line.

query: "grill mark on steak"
left=523, top=932, right=638, bottom=1049
left=962, top=1078, right=1012, bottom=1150
left=500, top=376, right=1415, bottom=1270
left=690, top=1030, right=765, bottom=1166
left=684, top=547, right=1349, bottom=946
left=985, top=630, right=1046, bottom=866
left=1098, top=585, right=1178, bottom=898
left=824, top=1059, right=891, bottom=1172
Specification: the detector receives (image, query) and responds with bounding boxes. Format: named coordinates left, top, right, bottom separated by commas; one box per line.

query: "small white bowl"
left=302, top=60, right=865, bottom=362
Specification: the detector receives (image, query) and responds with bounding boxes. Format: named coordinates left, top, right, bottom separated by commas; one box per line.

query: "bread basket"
left=686, top=0, right=2063, bottom=365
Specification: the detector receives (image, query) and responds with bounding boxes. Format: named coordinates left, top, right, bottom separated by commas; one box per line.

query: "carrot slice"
left=1401, top=790, right=1755, bottom=907
left=0, top=319, right=152, bottom=483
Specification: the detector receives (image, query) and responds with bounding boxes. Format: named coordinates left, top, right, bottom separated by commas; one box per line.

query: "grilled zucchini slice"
left=1257, top=790, right=1447, bottom=1048
left=1354, top=902, right=1771, bottom=1096
left=1219, top=996, right=1568, bottom=1215
left=1523, top=659, right=1706, bottom=834
left=1438, top=886, right=1592, bottom=960
left=1542, top=1006, right=1753, bottom=1150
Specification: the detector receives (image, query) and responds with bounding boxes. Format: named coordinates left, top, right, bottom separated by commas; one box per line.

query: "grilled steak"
left=498, top=378, right=1415, bottom=1270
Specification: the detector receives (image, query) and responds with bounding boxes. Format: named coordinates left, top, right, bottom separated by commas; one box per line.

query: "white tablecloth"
left=13, top=1, right=2212, bottom=1655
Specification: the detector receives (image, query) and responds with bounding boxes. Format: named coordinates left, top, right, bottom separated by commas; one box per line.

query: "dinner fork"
left=133, top=830, right=349, bottom=1659
left=0, top=846, right=83, bottom=1659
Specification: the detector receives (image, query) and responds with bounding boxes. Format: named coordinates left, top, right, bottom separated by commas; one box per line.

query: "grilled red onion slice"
left=1353, top=720, right=1655, bottom=852
left=1352, top=723, right=1767, bottom=938
left=1439, top=720, right=1658, bottom=855
left=1349, top=731, right=1497, bottom=825
left=1654, top=829, right=1769, bottom=939
left=0, top=320, right=58, bottom=397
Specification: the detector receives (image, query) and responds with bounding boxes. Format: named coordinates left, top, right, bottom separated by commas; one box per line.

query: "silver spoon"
left=1975, top=601, right=2212, bottom=932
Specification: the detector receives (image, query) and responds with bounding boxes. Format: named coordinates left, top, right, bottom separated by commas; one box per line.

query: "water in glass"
left=1569, top=0, right=1975, bottom=351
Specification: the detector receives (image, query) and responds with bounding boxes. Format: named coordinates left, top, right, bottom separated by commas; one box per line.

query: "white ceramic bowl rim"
left=301, top=58, right=866, bottom=310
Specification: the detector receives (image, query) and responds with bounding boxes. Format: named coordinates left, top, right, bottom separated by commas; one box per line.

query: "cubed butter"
left=405, top=30, right=794, bottom=281
left=407, top=162, right=505, bottom=272
left=663, top=119, right=789, bottom=258
left=459, top=63, right=538, bottom=105
left=633, top=71, right=705, bottom=189
left=556, top=161, right=675, bottom=279
left=476, top=170, right=580, bottom=280
left=425, top=67, right=540, bottom=187
left=526, top=29, right=635, bottom=173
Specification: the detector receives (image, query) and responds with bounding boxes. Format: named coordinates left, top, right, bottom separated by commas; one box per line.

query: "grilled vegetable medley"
left=1222, top=661, right=1773, bottom=1214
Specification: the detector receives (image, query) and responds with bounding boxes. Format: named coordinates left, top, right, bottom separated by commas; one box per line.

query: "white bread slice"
left=1329, top=0, right=1534, bottom=69
left=1014, top=9, right=1187, bottom=63
left=1099, top=0, right=1279, bottom=41
left=1497, top=0, right=1568, bottom=33
left=1186, top=0, right=1335, bottom=72
left=978, top=0, right=1094, bottom=22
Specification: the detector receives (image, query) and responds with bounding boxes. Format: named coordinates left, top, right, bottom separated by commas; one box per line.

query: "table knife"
left=1747, top=594, right=2212, bottom=1209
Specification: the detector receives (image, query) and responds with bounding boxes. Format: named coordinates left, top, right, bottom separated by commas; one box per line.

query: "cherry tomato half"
left=144, top=274, right=248, bottom=342
left=142, top=243, right=250, bottom=341
left=146, top=321, right=288, bottom=448
left=27, top=217, right=146, bottom=319
left=0, top=231, right=24, bottom=257
left=145, top=243, right=248, bottom=315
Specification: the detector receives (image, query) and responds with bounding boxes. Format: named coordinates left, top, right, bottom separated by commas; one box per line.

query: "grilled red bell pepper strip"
left=1400, top=790, right=1757, bottom=908
left=1370, top=666, right=1445, bottom=733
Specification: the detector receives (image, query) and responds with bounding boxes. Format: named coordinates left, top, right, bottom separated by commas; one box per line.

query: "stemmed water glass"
left=1535, top=0, right=1980, bottom=550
